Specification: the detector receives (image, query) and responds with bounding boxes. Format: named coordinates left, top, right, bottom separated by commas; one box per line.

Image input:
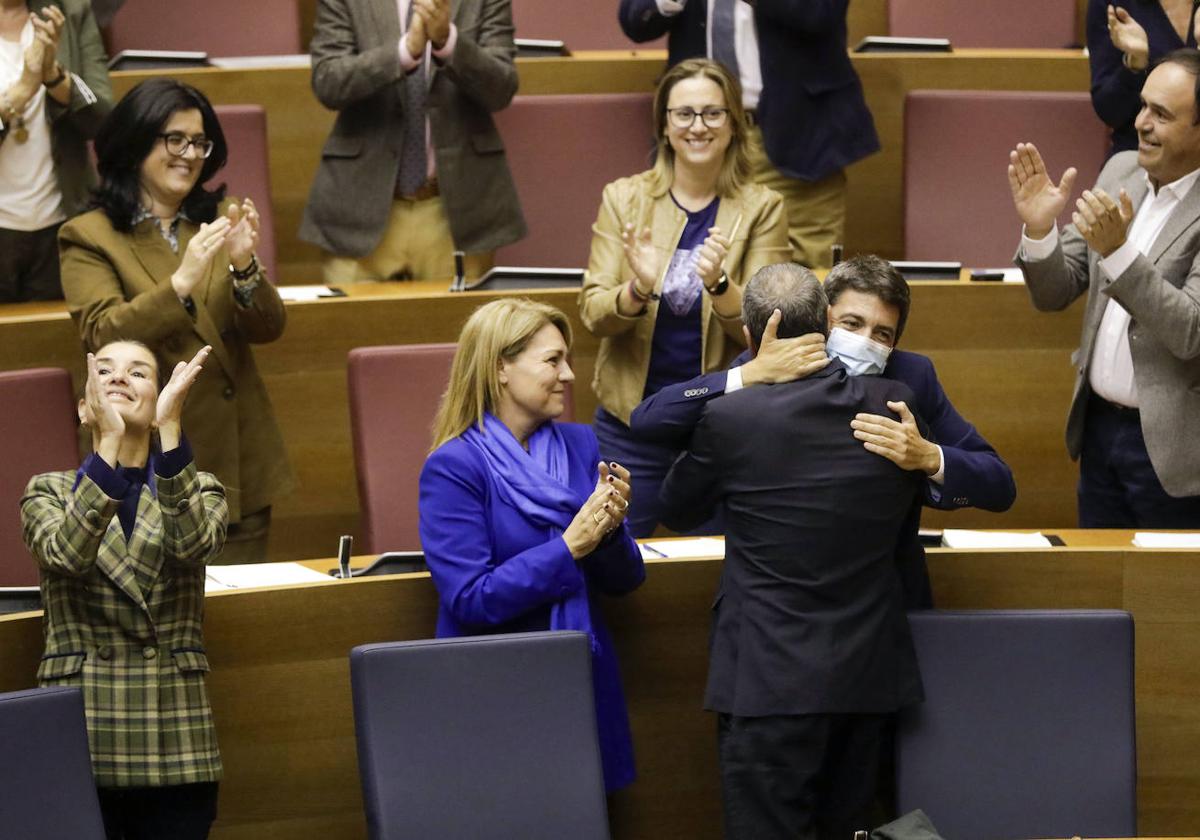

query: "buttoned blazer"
left=659, top=361, right=925, bottom=716
left=300, top=0, right=527, bottom=257
left=1017, top=151, right=1200, bottom=497
left=59, top=204, right=296, bottom=522
left=579, top=171, right=790, bottom=423
left=21, top=463, right=227, bottom=787
left=618, top=0, right=880, bottom=182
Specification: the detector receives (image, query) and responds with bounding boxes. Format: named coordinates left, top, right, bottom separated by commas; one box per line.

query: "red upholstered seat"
left=512, top=0, right=662, bottom=50
left=108, top=0, right=301, bottom=57
left=889, top=0, right=1077, bottom=48
left=903, top=90, right=1108, bottom=267
left=213, top=105, right=278, bottom=284
left=494, top=93, right=655, bottom=268
left=0, top=368, right=78, bottom=586
left=348, top=344, right=576, bottom=553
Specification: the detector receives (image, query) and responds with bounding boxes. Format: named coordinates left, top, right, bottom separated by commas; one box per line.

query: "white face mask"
left=826, top=327, right=892, bottom=376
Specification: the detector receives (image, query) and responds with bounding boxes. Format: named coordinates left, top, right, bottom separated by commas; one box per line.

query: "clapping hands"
left=563, top=461, right=633, bottom=559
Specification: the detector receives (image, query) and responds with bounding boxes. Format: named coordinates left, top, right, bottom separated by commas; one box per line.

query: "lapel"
left=1149, top=174, right=1200, bottom=264
left=95, top=496, right=154, bottom=617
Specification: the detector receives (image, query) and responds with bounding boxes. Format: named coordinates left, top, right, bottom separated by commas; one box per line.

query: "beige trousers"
left=322, top=195, right=493, bottom=283
left=746, top=125, right=848, bottom=269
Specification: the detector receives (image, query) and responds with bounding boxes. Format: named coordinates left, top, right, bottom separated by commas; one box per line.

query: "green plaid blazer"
left=21, top=462, right=228, bottom=787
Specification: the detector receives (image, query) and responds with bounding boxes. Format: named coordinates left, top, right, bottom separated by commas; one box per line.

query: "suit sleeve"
left=310, top=0, right=404, bottom=110
left=157, top=464, right=229, bottom=567
left=1015, top=221, right=1093, bottom=312
left=438, top=0, right=519, bottom=113
left=629, top=370, right=731, bottom=446
left=618, top=0, right=679, bottom=41
left=1105, top=249, right=1200, bottom=360
left=231, top=270, right=288, bottom=344
left=419, top=447, right=588, bottom=629
left=21, top=472, right=115, bottom=578
left=59, top=222, right=194, bottom=350
left=45, top=0, right=112, bottom=137
left=579, top=180, right=646, bottom=338
left=913, top=358, right=1016, bottom=513
left=1087, top=0, right=1146, bottom=131
left=658, top=408, right=724, bottom=532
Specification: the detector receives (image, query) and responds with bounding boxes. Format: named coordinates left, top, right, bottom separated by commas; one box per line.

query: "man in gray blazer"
left=300, top=0, right=526, bottom=283
left=1009, top=48, right=1200, bottom=527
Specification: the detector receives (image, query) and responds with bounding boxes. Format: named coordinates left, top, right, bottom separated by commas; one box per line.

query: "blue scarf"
left=461, top=413, right=599, bottom=652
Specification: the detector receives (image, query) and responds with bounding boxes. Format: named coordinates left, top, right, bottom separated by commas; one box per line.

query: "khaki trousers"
left=322, top=195, right=493, bottom=283
left=746, top=125, right=847, bottom=269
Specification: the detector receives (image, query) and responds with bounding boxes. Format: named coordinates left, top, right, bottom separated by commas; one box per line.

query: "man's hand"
left=406, top=6, right=428, bottom=56
left=1008, top=142, right=1077, bottom=240
left=740, top=309, right=829, bottom=386
left=414, top=0, right=450, bottom=48
left=1073, top=188, right=1134, bottom=258
left=850, top=400, right=940, bottom=475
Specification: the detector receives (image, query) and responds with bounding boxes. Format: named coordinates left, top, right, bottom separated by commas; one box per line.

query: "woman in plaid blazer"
left=21, top=340, right=228, bottom=839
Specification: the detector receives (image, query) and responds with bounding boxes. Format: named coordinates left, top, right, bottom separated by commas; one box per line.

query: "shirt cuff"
left=725, top=367, right=743, bottom=394
left=398, top=36, right=421, bottom=72
left=84, top=452, right=131, bottom=501
left=928, top=445, right=945, bottom=485
left=156, top=434, right=193, bottom=479
left=1020, top=224, right=1059, bottom=260
left=656, top=0, right=686, bottom=14
left=432, top=23, right=457, bottom=59
left=1098, top=238, right=1140, bottom=282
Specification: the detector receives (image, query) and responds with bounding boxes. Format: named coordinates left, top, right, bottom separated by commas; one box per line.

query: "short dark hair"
left=742, top=263, right=828, bottom=346
left=1153, top=48, right=1200, bottom=124
left=823, top=254, right=911, bottom=341
left=91, top=78, right=228, bottom=232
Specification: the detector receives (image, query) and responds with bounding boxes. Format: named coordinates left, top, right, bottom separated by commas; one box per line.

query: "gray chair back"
left=897, top=609, right=1136, bottom=840
left=350, top=631, right=609, bottom=840
left=0, top=686, right=105, bottom=839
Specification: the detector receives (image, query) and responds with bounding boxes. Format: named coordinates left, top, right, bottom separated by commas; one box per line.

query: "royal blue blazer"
left=418, top=421, right=646, bottom=792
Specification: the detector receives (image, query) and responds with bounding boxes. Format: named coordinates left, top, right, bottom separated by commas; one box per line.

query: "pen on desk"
left=641, top=543, right=667, bottom=558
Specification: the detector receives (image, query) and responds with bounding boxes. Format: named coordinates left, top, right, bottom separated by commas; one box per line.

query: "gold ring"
left=592, top=510, right=605, bottom=525
left=615, top=497, right=630, bottom=512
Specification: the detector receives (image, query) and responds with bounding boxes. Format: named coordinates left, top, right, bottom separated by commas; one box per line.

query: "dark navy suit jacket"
left=618, top=0, right=879, bottom=181
left=631, top=349, right=1016, bottom=607
left=418, top=422, right=645, bottom=791
left=659, top=361, right=924, bottom=715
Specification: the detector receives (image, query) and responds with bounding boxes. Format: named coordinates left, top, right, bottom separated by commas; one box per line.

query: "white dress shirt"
left=1022, top=166, right=1200, bottom=408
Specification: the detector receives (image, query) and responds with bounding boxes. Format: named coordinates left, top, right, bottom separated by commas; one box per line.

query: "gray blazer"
left=1017, top=151, right=1200, bottom=497
left=299, top=0, right=526, bottom=257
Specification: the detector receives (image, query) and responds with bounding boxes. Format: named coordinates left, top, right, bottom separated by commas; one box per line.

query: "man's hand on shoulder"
left=850, top=400, right=941, bottom=475
left=740, top=309, right=829, bottom=386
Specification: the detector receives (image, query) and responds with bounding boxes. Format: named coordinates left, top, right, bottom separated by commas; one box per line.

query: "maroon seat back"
left=495, top=93, right=655, bottom=267
left=212, top=105, right=278, bottom=283
left=348, top=345, right=576, bottom=554
left=904, top=90, right=1108, bottom=267
left=512, top=0, right=663, bottom=50
left=889, top=0, right=1077, bottom=48
left=0, top=369, right=79, bottom=586
left=109, top=0, right=301, bottom=57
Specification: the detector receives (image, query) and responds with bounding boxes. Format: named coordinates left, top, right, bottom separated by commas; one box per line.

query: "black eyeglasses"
left=159, top=132, right=215, bottom=159
left=666, top=107, right=730, bottom=129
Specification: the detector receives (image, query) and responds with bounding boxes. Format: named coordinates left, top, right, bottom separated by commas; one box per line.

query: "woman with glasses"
left=579, top=57, right=790, bottom=537
left=59, top=78, right=294, bottom=563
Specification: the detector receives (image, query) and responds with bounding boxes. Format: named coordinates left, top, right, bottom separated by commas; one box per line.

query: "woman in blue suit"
left=418, top=298, right=645, bottom=793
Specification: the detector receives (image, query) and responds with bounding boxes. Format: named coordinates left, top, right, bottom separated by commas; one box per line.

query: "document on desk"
left=639, top=537, right=726, bottom=560
left=275, top=285, right=345, bottom=302
left=940, top=529, right=1053, bottom=549
left=205, top=563, right=333, bottom=592
left=1132, top=532, right=1200, bottom=548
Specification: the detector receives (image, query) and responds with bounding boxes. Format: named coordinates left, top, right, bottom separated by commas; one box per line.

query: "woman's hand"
left=695, top=226, right=730, bottom=289
left=83, top=352, right=125, bottom=466
left=563, top=467, right=629, bottom=559
left=156, top=345, right=211, bottom=434
left=225, top=199, right=260, bottom=272
left=621, top=222, right=659, bottom=296
left=172, top=217, right=231, bottom=299
left=21, top=23, right=46, bottom=85
left=31, top=6, right=64, bottom=80
left=1107, top=4, right=1149, bottom=71
left=596, top=460, right=632, bottom=531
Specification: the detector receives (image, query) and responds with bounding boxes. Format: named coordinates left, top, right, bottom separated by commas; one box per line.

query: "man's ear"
left=742, top=324, right=759, bottom=357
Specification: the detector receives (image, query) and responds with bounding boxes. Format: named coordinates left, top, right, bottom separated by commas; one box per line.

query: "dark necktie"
left=397, top=0, right=429, bottom=196
left=710, top=0, right=740, bottom=79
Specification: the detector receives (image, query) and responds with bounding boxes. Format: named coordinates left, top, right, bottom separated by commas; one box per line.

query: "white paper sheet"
left=205, top=562, right=332, bottom=591
left=276, top=285, right=342, bottom=302
left=639, top=537, right=725, bottom=559
left=940, top=529, right=1052, bottom=549
left=1132, top=532, right=1200, bottom=549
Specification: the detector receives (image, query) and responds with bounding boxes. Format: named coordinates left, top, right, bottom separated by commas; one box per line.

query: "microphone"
left=337, top=534, right=353, bottom=579
left=450, top=250, right=466, bottom=292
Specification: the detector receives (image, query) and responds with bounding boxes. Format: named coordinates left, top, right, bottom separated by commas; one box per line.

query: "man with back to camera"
left=301, top=0, right=525, bottom=284
left=632, top=254, right=1016, bottom=606
left=658, top=263, right=924, bottom=839
left=1009, top=48, right=1200, bottom=527
left=617, top=0, right=876, bottom=269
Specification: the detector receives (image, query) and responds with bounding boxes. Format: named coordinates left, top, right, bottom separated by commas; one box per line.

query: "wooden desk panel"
left=109, top=49, right=1089, bottom=283
left=0, top=279, right=1085, bottom=561
left=2, top=535, right=1200, bottom=836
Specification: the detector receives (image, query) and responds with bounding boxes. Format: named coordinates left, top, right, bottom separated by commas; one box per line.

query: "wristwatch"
left=704, top=272, right=730, bottom=297
left=44, top=64, right=67, bottom=88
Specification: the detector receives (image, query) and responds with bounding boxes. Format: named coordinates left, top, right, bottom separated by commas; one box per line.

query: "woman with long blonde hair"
left=419, top=298, right=645, bottom=793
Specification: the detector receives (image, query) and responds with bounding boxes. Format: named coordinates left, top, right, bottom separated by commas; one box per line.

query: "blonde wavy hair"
left=430, top=299, right=573, bottom=451
left=647, top=57, right=753, bottom=198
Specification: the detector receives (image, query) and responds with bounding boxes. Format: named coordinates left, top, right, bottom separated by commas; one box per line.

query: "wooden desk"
left=1, top=532, right=1198, bottom=837
left=108, top=48, right=1089, bottom=283
left=0, top=277, right=1084, bottom=561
